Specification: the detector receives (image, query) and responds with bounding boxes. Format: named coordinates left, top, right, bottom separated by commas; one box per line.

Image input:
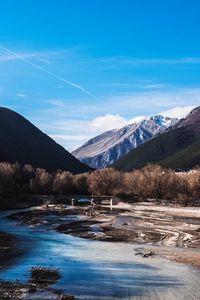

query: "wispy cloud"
left=0, top=52, right=35, bottom=62
left=0, top=49, right=53, bottom=64
left=46, top=100, right=66, bottom=108
left=0, top=47, right=70, bottom=64
left=0, top=46, right=97, bottom=98
left=40, top=87, right=200, bottom=121
left=49, top=133, right=91, bottom=151
left=0, top=45, right=199, bottom=151
left=95, top=82, right=169, bottom=90
left=50, top=134, right=90, bottom=141
left=101, top=88, right=200, bottom=113
left=79, top=55, right=200, bottom=70
left=122, top=57, right=200, bottom=66
left=161, top=106, right=196, bottom=119
left=94, top=56, right=200, bottom=67
left=33, top=87, right=199, bottom=151
left=16, top=93, right=26, bottom=98
left=38, top=104, right=196, bottom=151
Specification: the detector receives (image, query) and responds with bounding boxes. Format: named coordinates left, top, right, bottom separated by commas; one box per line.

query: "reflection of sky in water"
left=0, top=209, right=199, bottom=300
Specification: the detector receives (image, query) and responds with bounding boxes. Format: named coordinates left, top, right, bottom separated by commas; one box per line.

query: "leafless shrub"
left=0, top=162, right=16, bottom=199
left=73, top=173, right=89, bottom=195
left=30, top=168, right=52, bottom=194
left=52, top=171, right=73, bottom=195
left=121, top=164, right=191, bottom=202
left=88, top=168, right=122, bottom=196
left=0, top=162, right=199, bottom=206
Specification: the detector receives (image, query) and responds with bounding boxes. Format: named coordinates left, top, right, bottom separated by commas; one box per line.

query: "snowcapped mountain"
left=72, top=115, right=178, bottom=169
left=113, top=106, right=200, bottom=171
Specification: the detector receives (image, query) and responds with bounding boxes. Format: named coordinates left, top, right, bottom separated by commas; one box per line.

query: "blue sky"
left=0, top=0, right=200, bottom=150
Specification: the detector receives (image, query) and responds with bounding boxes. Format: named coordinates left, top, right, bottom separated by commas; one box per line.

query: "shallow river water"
left=0, top=208, right=199, bottom=300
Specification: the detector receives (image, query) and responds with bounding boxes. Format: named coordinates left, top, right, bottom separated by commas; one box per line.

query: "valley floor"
left=1, top=200, right=200, bottom=299
left=8, top=200, right=200, bottom=268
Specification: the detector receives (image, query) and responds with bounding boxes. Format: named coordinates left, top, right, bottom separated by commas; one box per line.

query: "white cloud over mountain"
left=38, top=105, right=197, bottom=152
left=88, top=106, right=193, bottom=134
left=90, top=114, right=127, bottom=131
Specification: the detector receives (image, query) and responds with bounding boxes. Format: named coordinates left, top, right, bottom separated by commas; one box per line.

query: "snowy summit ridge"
left=72, top=114, right=178, bottom=169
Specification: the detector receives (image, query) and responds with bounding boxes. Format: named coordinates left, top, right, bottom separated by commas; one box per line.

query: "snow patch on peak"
left=73, top=114, right=179, bottom=169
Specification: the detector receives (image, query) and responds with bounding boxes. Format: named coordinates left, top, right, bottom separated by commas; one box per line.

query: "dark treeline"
left=0, top=162, right=200, bottom=205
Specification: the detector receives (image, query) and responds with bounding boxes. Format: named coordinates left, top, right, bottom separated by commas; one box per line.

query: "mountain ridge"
left=0, top=107, right=91, bottom=174
left=72, top=115, right=178, bottom=169
left=113, top=106, right=200, bottom=171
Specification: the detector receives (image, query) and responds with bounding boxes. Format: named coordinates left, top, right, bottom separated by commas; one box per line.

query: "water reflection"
left=0, top=209, right=199, bottom=299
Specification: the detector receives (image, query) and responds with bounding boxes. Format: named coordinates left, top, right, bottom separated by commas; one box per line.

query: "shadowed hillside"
left=0, top=107, right=91, bottom=174
left=113, top=106, right=200, bottom=171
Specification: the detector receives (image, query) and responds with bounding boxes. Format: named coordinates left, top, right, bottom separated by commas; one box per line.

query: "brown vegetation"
left=0, top=162, right=200, bottom=206
left=87, top=168, right=122, bottom=196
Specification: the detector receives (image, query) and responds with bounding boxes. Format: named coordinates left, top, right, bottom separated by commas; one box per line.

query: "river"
left=0, top=208, right=199, bottom=300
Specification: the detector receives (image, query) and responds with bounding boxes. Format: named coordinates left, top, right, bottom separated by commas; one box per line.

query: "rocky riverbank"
left=0, top=231, right=20, bottom=268
left=0, top=267, right=75, bottom=299
left=7, top=201, right=200, bottom=267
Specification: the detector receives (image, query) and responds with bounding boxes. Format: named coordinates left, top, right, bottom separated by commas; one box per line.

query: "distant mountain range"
left=72, top=115, right=178, bottom=169
left=113, top=106, right=200, bottom=171
left=2, top=105, right=198, bottom=174
left=0, top=107, right=91, bottom=174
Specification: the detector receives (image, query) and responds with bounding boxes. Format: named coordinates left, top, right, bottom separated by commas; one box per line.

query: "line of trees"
left=0, top=162, right=200, bottom=205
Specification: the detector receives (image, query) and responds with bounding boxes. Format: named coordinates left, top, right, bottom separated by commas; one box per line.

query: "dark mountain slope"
left=113, top=106, right=200, bottom=171
left=0, top=107, right=91, bottom=173
left=160, top=139, right=200, bottom=169
left=173, top=106, right=200, bottom=128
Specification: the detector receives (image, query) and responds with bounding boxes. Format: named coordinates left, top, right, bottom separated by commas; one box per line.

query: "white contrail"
left=0, top=46, right=97, bottom=98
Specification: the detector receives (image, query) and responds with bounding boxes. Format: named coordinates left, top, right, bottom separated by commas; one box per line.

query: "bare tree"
left=88, top=168, right=122, bottom=196
left=52, top=171, right=73, bottom=195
